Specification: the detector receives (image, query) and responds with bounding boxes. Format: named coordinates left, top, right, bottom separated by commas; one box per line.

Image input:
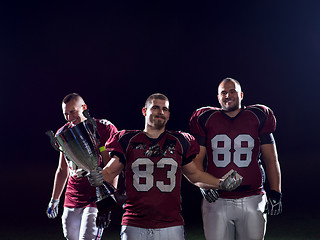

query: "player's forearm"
left=101, top=169, right=119, bottom=185
left=110, top=175, right=119, bottom=188
left=182, top=162, right=221, bottom=189
left=51, top=170, right=68, bottom=199
left=101, top=156, right=124, bottom=186
left=192, top=172, right=221, bottom=189
left=266, top=161, right=281, bottom=192
left=261, top=143, right=281, bottom=192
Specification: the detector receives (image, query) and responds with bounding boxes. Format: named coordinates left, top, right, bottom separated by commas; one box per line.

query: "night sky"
left=1, top=1, right=319, bottom=238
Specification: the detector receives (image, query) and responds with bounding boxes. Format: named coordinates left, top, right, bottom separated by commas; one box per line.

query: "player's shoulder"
left=245, top=104, right=274, bottom=116
left=95, top=118, right=111, bottom=125
left=166, top=131, right=199, bottom=155
left=116, top=129, right=141, bottom=139
left=246, top=104, right=272, bottom=111
left=194, top=106, right=220, bottom=114
left=94, top=118, right=118, bottom=128
left=191, top=106, right=220, bottom=120
left=245, top=104, right=276, bottom=129
left=166, top=130, right=195, bottom=142
left=190, top=106, right=221, bottom=127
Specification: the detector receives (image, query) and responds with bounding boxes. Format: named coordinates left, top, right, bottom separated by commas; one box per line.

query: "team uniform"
left=190, top=104, right=276, bottom=240
left=105, top=130, right=200, bottom=240
left=56, top=119, right=118, bottom=240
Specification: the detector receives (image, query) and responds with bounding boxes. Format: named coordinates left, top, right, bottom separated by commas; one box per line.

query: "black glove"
left=200, top=188, right=219, bottom=203
left=265, top=190, right=282, bottom=215
left=96, top=211, right=111, bottom=229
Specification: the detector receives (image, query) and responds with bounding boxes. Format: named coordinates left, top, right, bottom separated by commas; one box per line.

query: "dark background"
left=1, top=1, right=319, bottom=239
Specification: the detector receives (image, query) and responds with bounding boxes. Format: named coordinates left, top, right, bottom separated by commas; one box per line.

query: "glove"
left=200, top=188, right=219, bottom=203
left=96, top=211, right=111, bottom=229
left=46, top=198, right=59, bottom=219
left=265, top=190, right=282, bottom=215
left=87, top=167, right=104, bottom=187
left=219, top=170, right=242, bottom=191
left=75, top=169, right=88, bottom=178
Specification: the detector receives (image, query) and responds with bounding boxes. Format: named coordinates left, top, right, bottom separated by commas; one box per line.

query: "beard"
left=150, top=116, right=167, bottom=129
left=220, top=99, right=240, bottom=112
left=222, top=104, right=239, bottom=112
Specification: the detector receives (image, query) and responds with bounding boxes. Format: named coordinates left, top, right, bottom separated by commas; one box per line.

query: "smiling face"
left=217, top=79, right=243, bottom=116
left=62, top=97, right=87, bottom=125
left=142, top=98, right=170, bottom=131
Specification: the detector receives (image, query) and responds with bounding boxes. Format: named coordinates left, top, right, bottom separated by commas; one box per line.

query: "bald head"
left=218, top=78, right=242, bottom=95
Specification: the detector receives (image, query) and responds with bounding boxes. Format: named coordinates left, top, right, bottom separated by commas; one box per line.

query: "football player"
left=87, top=93, right=242, bottom=240
left=189, top=78, right=282, bottom=240
left=46, top=93, right=118, bottom=240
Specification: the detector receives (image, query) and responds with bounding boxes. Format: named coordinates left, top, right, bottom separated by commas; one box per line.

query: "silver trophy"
left=45, top=110, right=116, bottom=204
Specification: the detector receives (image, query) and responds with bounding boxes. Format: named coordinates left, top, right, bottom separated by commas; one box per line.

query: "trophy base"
left=96, top=184, right=114, bottom=202
left=95, top=182, right=127, bottom=213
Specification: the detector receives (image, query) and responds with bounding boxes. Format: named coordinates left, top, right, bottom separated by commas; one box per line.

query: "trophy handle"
left=83, top=109, right=100, bottom=146
left=45, top=130, right=62, bottom=152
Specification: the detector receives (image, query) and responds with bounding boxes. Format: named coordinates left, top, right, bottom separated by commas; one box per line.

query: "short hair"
left=144, top=93, right=169, bottom=108
left=62, top=93, right=83, bottom=104
left=219, top=77, right=242, bottom=93
left=62, top=93, right=82, bottom=104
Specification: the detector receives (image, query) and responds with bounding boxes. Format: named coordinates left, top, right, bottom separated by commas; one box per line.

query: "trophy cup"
left=45, top=110, right=123, bottom=213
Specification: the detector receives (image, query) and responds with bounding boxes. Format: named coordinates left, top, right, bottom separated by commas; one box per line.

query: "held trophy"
left=45, top=110, right=125, bottom=216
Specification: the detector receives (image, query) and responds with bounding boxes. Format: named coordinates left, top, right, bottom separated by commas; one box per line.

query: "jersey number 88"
left=211, top=134, right=254, bottom=168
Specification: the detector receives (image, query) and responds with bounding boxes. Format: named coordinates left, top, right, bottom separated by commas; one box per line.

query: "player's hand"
left=265, top=190, right=282, bottom=215
left=75, top=169, right=88, bottom=178
left=200, top=188, right=219, bottom=203
left=96, top=211, right=111, bottom=229
left=46, top=198, right=59, bottom=219
left=87, top=167, right=104, bottom=187
left=219, top=170, right=242, bottom=191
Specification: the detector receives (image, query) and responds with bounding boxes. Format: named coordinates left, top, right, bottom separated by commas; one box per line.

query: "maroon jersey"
left=56, top=119, right=118, bottom=208
left=190, top=105, right=276, bottom=199
left=106, top=130, right=199, bottom=228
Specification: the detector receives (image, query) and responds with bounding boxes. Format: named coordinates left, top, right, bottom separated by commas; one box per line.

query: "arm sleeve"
left=189, top=109, right=207, bottom=146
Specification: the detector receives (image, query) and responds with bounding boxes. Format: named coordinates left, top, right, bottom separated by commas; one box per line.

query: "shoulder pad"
left=245, top=104, right=273, bottom=131
left=166, top=131, right=193, bottom=154
left=194, top=106, right=219, bottom=114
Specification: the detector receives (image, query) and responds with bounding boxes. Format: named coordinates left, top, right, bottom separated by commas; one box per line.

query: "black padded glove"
left=265, top=190, right=282, bottom=215
left=96, top=211, right=111, bottom=229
